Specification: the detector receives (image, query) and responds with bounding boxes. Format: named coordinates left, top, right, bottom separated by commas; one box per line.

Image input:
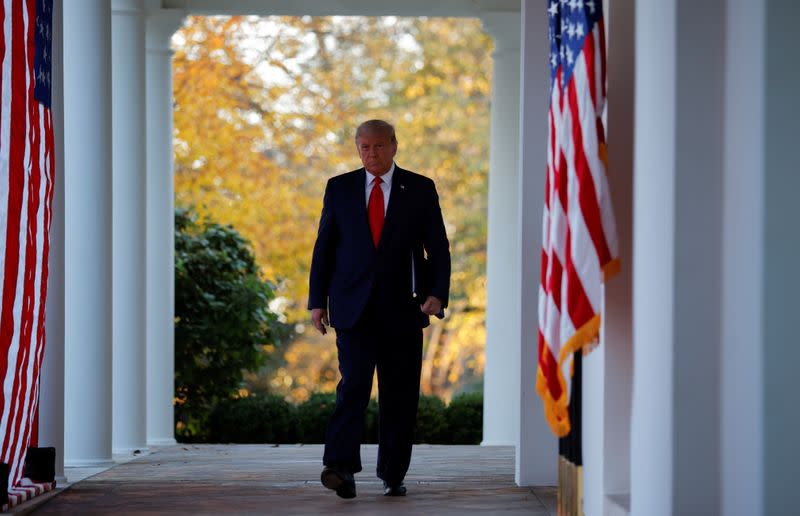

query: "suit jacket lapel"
left=378, top=167, right=406, bottom=249
left=352, top=169, right=375, bottom=251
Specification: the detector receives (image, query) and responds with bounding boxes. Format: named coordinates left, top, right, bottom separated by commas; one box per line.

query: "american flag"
left=537, top=0, right=618, bottom=438
left=0, top=0, right=55, bottom=495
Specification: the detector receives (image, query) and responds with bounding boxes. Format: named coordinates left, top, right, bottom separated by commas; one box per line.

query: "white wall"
left=670, top=1, right=726, bottom=512
left=601, top=0, right=634, bottom=505
left=582, top=0, right=635, bottom=513
left=762, top=2, right=800, bottom=513
left=516, top=0, right=557, bottom=486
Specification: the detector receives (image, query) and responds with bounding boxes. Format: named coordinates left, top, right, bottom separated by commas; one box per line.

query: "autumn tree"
left=173, top=15, right=492, bottom=402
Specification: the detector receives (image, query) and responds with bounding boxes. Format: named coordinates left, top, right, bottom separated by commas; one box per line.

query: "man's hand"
left=311, top=308, right=329, bottom=335
left=420, top=296, right=442, bottom=316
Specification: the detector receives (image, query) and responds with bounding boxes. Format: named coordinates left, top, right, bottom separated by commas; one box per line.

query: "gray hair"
left=355, top=120, right=397, bottom=144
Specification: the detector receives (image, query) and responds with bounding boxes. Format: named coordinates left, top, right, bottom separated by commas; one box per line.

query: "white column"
left=629, top=1, right=679, bottom=510
left=630, top=0, right=726, bottom=514
left=145, top=11, right=184, bottom=446
left=62, top=0, right=114, bottom=467
left=720, top=3, right=800, bottom=514
left=481, top=11, right=521, bottom=447
left=582, top=0, right=635, bottom=514
left=515, top=0, right=556, bottom=486
left=721, top=2, right=765, bottom=515
left=39, top=0, right=67, bottom=483
left=111, top=0, right=148, bottom=455
left=761, top=3, right=800, bottom=514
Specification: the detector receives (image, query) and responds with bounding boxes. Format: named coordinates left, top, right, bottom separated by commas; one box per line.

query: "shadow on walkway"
left=32, top=444, right=555, bottom=515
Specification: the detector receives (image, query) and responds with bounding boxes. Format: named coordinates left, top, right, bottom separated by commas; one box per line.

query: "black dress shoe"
left=383, top=482, right=407, bottom=496
left=321, top=466, right=357, bottom=499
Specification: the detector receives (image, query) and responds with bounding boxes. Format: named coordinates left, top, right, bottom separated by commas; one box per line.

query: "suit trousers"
left=322, top=305, right=423, bottom=485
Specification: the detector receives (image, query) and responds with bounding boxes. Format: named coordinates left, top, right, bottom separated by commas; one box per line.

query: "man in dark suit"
left=308, top=120, right=450, bottom=499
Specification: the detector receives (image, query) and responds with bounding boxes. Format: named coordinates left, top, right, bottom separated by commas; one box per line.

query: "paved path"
left=31, top=444, right=555, bottom=515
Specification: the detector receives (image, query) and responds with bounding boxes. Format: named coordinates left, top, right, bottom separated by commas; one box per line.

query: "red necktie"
left=368, top=176, right=384, bottom=247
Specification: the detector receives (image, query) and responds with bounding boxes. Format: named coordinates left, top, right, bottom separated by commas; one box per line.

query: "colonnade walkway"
left=30, top=445, right=555, bottom=515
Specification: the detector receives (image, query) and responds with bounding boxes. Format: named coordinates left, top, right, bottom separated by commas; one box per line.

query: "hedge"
left=415, top=395, right=448, bottom=443
left=295, top=392, right=336, bottom=444
left=207, top=394, right=296, bottom=443
left=446, top=392, right=483, bottom=444
left=204, top=391, right=482, bottom=445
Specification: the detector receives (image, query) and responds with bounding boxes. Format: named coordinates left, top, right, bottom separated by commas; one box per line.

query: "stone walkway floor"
left=30, top=444, right=556, bottom=515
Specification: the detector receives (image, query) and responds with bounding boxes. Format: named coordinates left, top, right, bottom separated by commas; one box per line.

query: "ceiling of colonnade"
left=160, top=0, right=521, bottom=17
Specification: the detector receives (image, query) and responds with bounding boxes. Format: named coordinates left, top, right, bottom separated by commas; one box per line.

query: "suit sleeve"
left=308, top=179, right=336, bottom=310
left=423, top=179, right=451, bottom=307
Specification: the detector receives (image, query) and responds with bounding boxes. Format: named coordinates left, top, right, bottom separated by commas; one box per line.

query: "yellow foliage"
left=173, top=15, right=492, bottom=402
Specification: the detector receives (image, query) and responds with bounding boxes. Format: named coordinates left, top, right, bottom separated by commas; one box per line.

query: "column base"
left=480, top=440, right=516, bottom=446
left=64, top=461, right=115, bottom=485
left=606, top=493, right=631, bottom=516
left=64, top=458, right=115, bottom=468
left=146, top=438, right=176, bottom=447
left=112, top=446, right=149, bottom=457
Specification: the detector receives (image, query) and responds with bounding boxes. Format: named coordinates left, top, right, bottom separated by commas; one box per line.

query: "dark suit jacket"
left=308, top=166, right=451, bottom=330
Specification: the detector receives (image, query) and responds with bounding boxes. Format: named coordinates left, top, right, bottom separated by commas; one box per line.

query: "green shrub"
left=208, top=395, right=295, bottom=443
left=201, top=391, right=483, bottom=446
left=446, top=391, right=483, bottom=444
left=294, top=393, right=378, bottom=444
left=174, top=207, right=291, bottom=442
left=414, top=394, right=448, bottom=443
left=295, top=392, right=337, bottom=443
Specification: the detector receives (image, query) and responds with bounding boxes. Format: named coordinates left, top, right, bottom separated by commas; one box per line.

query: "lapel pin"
left=400, top=184, right=405, bottom=190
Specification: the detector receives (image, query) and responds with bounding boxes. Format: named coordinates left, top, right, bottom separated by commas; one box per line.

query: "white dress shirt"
left=365, top=162, right=394, bottom=213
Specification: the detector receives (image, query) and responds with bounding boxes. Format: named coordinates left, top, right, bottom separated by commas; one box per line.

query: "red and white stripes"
left=4, top=478, right=56, bottom=511
left=537, top=7, right=618, bottom=438
left=0, top=0, right=55, bottom=493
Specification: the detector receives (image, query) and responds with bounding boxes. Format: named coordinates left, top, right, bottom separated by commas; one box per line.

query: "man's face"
left=356, top=131, right=397, bottom=176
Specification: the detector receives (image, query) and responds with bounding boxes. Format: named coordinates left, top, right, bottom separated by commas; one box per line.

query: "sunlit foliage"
left=173, top=15, right=492, bottom=402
